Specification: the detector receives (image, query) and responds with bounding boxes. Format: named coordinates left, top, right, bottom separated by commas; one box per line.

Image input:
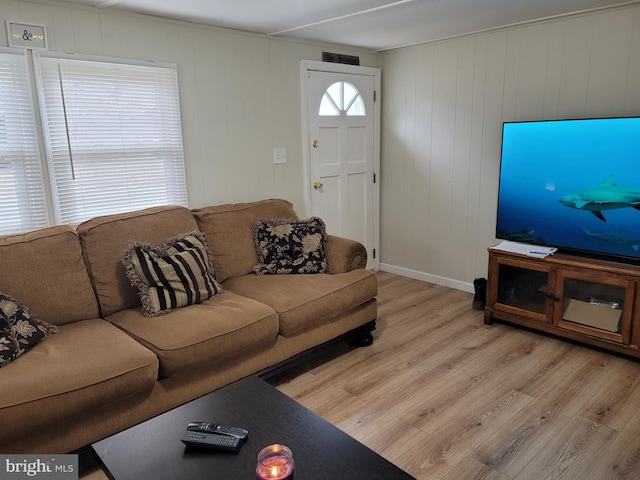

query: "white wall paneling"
left=3, top=0, right=639, bottom=292
left=380, top=4, right=640, bottom=291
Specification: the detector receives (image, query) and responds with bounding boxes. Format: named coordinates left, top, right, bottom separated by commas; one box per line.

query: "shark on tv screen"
left=496, top=117, right=640, bottom=261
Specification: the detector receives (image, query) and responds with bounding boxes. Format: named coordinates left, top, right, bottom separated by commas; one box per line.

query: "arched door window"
left=319, top=81, right=366, bottom=116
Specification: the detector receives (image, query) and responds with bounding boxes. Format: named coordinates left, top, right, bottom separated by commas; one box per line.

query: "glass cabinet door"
left=493, top=260, right=551, bottom=322
left=554, top=270, right=633, bottom=343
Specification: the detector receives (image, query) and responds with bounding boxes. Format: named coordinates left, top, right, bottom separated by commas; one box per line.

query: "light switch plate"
left=273, top=147, right=287, bottom=165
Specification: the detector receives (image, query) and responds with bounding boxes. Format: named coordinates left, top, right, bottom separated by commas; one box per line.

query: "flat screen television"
left=496, top=116, right=640, bottom=263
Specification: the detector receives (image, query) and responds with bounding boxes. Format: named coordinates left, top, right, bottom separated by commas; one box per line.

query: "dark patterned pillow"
left=253, top=217, right=329, bottom=275
left=122, top=231, right=223, bottom=317
left=0, top=293, right=58, bottom=368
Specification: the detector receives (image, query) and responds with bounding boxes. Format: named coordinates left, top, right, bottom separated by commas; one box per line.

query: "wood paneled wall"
left=0, top=0, right=377, bottom=215
left=379, top=4, right=640, bottom=291
left=4, top=1, right=639, bottom=292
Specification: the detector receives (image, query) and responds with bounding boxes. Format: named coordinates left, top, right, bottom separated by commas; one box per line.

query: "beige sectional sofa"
left=0, top=199, right=377, bottom=454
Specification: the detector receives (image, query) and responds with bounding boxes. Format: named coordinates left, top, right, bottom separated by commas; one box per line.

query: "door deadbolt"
left=312, top=139, right=319, bottom=148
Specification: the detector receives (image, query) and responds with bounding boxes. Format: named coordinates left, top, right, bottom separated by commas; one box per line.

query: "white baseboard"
left=379, top=263, right=474, bottom=294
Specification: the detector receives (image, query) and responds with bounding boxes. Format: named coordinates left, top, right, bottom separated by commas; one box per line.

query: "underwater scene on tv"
left=496, top=117, right=640, bottom=261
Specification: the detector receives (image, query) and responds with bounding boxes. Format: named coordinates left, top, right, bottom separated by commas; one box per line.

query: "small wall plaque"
left=322, top=52, right=359, bottom=66
left=6, top=21, right=48, bottom=50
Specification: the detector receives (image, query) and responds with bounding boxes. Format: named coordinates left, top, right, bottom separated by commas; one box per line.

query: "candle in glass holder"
left=256, top=444, right=295, bottom=480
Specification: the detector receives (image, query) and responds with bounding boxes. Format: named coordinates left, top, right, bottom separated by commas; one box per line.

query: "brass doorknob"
left=313, top=181, right=323, bottom=190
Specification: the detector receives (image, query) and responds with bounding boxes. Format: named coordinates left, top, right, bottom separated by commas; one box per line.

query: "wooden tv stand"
left=485, top=247, right=640, bottom=358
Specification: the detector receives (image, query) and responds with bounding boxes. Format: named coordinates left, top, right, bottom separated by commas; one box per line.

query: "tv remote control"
left=181, top=431, right=242, bottom=452
left=187, top=422, right=248, bottom=440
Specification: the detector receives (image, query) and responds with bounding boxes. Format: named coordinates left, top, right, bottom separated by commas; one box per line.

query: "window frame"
left=0, top=47, right=49, bottom=236
left=33, top=51, right=188, bottom=226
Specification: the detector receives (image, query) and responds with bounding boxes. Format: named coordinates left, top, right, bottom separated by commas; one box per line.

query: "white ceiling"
left=58, top=0, right=637, bottom=51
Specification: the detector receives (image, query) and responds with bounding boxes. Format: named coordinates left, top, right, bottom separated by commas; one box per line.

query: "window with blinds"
left=0, top=50, right=49, bottom=236
left=35, top=53, right=188, bottom=226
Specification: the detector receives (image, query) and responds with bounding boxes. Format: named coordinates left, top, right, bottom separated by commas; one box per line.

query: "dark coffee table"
left=92, top=375, right=415, bottom=479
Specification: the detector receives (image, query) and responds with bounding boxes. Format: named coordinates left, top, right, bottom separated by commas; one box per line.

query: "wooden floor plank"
left=579, top=360, right=640, bottom=431
left=514, top=416, right=618, bottom=480
left=583, top=408, right=640, bottom=479
left=441, top=457, right=511, bottom=480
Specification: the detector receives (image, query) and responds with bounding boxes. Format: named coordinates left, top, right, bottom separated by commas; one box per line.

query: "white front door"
left=302, top=62, right=380, bottom=269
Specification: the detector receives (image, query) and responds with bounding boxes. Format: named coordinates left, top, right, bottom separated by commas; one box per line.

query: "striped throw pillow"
left=122, top=231, right=223, bottom=317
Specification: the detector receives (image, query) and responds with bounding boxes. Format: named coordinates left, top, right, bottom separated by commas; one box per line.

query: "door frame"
left=300, top=60, right=381, bottom=270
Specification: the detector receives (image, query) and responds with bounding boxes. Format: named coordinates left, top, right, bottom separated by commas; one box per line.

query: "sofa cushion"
left=106, top=291, right=279, bottom=378
left=0, top=225, right=99, bottom=326
left=253, top=217, right=329, bottom=275
left=223, top=270, right=378, bottom=336
left=192, top=199, right=298, bottom=282
left=0, top=319, right=158, bottom=435
left=77, top=206, right=199, bottom=317
left=123, top=231, right=223, bottom=317
left=0, top=293, right=58, bottom=368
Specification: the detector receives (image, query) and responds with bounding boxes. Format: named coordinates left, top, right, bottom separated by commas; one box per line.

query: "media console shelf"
left=485, top=247, right=640, bottom=358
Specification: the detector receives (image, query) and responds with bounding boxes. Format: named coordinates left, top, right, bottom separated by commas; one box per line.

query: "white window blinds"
left=0, top=50, right=48, bottom=236
left=35, top=54, right=187, bottom=225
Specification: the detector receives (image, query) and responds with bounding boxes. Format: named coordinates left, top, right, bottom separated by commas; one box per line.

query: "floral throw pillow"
left=253, top=217, right=329, bottom=275
left=122, top=231, right=223, bottom=317
left=0, top=293, right=58, bottom=368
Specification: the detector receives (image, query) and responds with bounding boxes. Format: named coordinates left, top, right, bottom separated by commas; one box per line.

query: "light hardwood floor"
left=80, top=271, right=640, bottom=479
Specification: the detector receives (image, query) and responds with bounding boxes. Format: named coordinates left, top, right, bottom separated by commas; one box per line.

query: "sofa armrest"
left=325, top=235, right=368, bottom=273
